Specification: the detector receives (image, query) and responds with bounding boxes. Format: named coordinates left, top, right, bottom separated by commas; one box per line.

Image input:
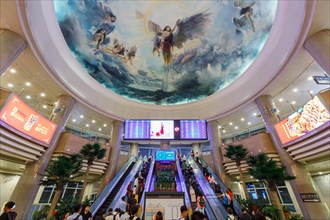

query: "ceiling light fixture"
left=25, top=82, right=31, bottom=86
left=86, top=124, right=89, bottom=127
left=223, top=130, right=226, bottom=133
left=80, top=115, right=84, bottom=118
left=98, top=128, right=102, bottom=131
left=291, top=101, right=296, bottom=104
left=241, top=118, right=245, bottom=121
left=42, top=105, right=47, bottom=109
left=26, top=95, right=31, bottom=99
left=248, top=122, right=251, bottom=125
left=279, top=98, right=283, bottom=102
left=40, top=93, right=46, bottom=97
left=310, top=90, right=314, bottom=94
left=103, top=124, right=107, bottom=127
left=308, top=76, right=313, bottom=81
left=92, top=120, right=96, bottom=123
left=235, top=126, right=238, bottom=129
left=253, top=113, right=257, bottom=116
left=218, top=126, right=221, bottom=128
left=7, top=83, right=13, bottom=88
left=229, top=122, right=233, bottom=126
left=72, top=119, right=76, bottom=122
left=293, top=88, right=298, bottom=92
left=9, top=68, right=16, bottom=73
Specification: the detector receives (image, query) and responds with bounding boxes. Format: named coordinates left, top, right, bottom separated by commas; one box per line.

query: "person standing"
left=195, top=191, right=206, bottom=214
left=240, top=208, right=251, bottom=220
left=67, top=204, right=83, bottom=220
left=0, top=201, right=17, bottom=220
left=81, top=204, right=93, bottom=220
left=118, top=196, right=127, bottom=212
left=178, top=206, right=188, bottom=220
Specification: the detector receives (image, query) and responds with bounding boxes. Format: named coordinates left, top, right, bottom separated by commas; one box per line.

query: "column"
left=130, top=143, right=139, bottom=159
left=100, top=120, right=123, bottom=191
left=160, top=140, right=170, bottom=150
left=0, top=29, right=26, bottom=75
left=208, top=121, right=229, bottom=185
left=304, top=29, right=330, bottom=75
left=9, top=95, right=76, bottom=219
left=255, top=95, right=329, bottom=220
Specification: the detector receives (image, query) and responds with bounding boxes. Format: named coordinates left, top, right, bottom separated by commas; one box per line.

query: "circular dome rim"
left=23, top=0, right=308, bottom=120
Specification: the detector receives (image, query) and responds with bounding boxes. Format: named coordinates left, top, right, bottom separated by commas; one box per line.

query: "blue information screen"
left=155, top=150, right=176, bottom=161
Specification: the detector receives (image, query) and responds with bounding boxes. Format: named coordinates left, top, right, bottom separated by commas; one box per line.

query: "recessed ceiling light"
left=25, top=82, right=31, bottom=86
left=218, top=126, right=221, bottom=128
left=253, top=113, right=257, bottom=116
left=72, top=119, right=76, bottom=122
left=291, top=101, right=296, bottom=104
left=310, top=90, right=314, bottom=94
left=9, top=68, right=16, bottom=73
left=7, top=83, right=13, bottom=88
left=26, top=95, right=31, bottom=99
left=279, top=98, right=283, bottom=102
left=92, top=120, right=96, bottom=123
left=319, top=172, right=323, bottom=175
left=293, top=88, right=298, bottom=92
left=103, top=124, right=107, bottom=127
left=308, top=76, right=313, bottom=81
left=80, top=115, right=84, bottom=118
left=54, top=101, right=58, bottom=105
left=86, top=124, right=89, bottom=127
left=248, top=122, right=251, bottom=125
left=222, top=130, right=226, bottom=133
left=98, top=128, right=102, bottom=131
left=229, top=122, right=233, bottom=126
left=40, top=93, right=46, bottom=97
left=235, top=126, right=238, bottom=129
left=42, top=105, right=47, bottom=109
left=241, top=118, right=245, bottom=121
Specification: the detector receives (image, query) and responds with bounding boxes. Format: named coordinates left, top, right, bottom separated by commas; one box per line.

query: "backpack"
left=73, top=214, right=81, bottom=220
left=199, top=196, right=206, bottom=206
left=222, top=194, right=229, bottom=206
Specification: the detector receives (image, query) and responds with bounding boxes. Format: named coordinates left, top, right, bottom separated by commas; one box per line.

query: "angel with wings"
left=148, top=12, right=210, bottom=66
left=232, top=0, right=256, bottom=32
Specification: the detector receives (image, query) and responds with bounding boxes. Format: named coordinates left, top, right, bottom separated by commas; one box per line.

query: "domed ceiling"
left=54, top=0, right=277, bottom=105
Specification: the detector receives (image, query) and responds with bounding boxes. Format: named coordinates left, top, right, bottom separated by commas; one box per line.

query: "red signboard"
left=0, top=95, right=57, bottom=144
left=275, top=96, right=330, bottom=144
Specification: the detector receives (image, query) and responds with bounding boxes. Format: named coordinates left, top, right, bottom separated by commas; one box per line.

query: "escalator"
left=187, top=158, right=227, bottom=220
left=91, top=157, right=137, bottom=215
left=198, top=157, right=245, bottom=217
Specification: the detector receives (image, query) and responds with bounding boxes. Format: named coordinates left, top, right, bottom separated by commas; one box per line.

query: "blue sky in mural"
left=54, top=0, right=277, bottom=105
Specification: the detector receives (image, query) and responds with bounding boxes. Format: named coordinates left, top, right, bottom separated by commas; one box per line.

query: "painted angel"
left=232, top=0, right=256, bottom=32
left=148, top=12, right=210, bottom=65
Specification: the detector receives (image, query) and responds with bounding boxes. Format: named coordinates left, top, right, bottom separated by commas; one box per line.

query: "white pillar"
left=0, top=29, right=26, bottom=75
left=304, top=29, right=330, bottom=75
left=130, top=143, right=139, bottom=158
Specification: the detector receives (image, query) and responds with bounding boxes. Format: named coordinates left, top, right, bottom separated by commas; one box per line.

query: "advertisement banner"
left=0, top=95, right=57, bottom=144
left=275, top=96, right=330, bottom=144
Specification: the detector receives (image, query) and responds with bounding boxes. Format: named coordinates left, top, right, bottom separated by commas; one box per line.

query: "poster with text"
left=150, top=120, right=174, bottom=139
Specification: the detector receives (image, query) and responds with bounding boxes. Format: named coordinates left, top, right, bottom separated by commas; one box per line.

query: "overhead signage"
left=313, top=75, right=330, bottom=85
left=0, top=95, right=57, bottom=144
left=274, top=96, right=330, bottom=144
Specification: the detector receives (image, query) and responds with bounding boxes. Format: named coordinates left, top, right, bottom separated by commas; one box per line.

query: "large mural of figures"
left=54, top=0, right=277, bottom=105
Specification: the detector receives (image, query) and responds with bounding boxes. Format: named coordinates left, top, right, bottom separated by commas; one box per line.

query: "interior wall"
left=0, top=173, right=20, bottom=207
left=115, top=153, right=130, bottom=174
left=312, top=174, right=330, bottom=212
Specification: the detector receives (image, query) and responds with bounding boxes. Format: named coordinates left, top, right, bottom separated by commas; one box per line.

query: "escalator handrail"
left=188, top=157, right=227, bottom=220
left=199, top=157, right=243, bottom=216
left=109, top=160, right=143, bottom=212
left=91, top=156, right=136, bottom=215
left=176, top=158, right=192, bottom=209
left=139, top=159, right=155, bottom=219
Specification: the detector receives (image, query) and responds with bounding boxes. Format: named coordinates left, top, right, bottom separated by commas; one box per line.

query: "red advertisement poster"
left=0, top=95, right=57, bottom=144
left=275, top=96, right=330, bottom=144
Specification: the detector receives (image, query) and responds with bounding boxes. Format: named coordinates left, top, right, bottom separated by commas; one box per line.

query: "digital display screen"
left=0, top=94, right=57, bottom=144
left=124, top=120, right=150, bottom=139
left=155, top=150, right=176, bottom=161
left=150, top=120, right=174, bottom=139
left=123, top=120, right=208, bottom=140
left=180, top=120, right=208, bottom=139
left=275, top=96, right=330, bottom=144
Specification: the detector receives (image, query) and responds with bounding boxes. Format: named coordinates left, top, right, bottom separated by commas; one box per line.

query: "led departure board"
left=124, top=120, right=150, bottom=139
left=180, top=120, right=208, bottom=139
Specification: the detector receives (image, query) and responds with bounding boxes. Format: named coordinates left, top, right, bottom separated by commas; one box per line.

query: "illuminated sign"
left=275, top=96, right=330, bottom=144
left=0, top=95, right=57, bottom=144
left=313, top=75, right=330, bottom=85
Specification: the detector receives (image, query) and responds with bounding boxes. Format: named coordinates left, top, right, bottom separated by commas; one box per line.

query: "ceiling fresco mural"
left=54, top=0, right=277, bottom=105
